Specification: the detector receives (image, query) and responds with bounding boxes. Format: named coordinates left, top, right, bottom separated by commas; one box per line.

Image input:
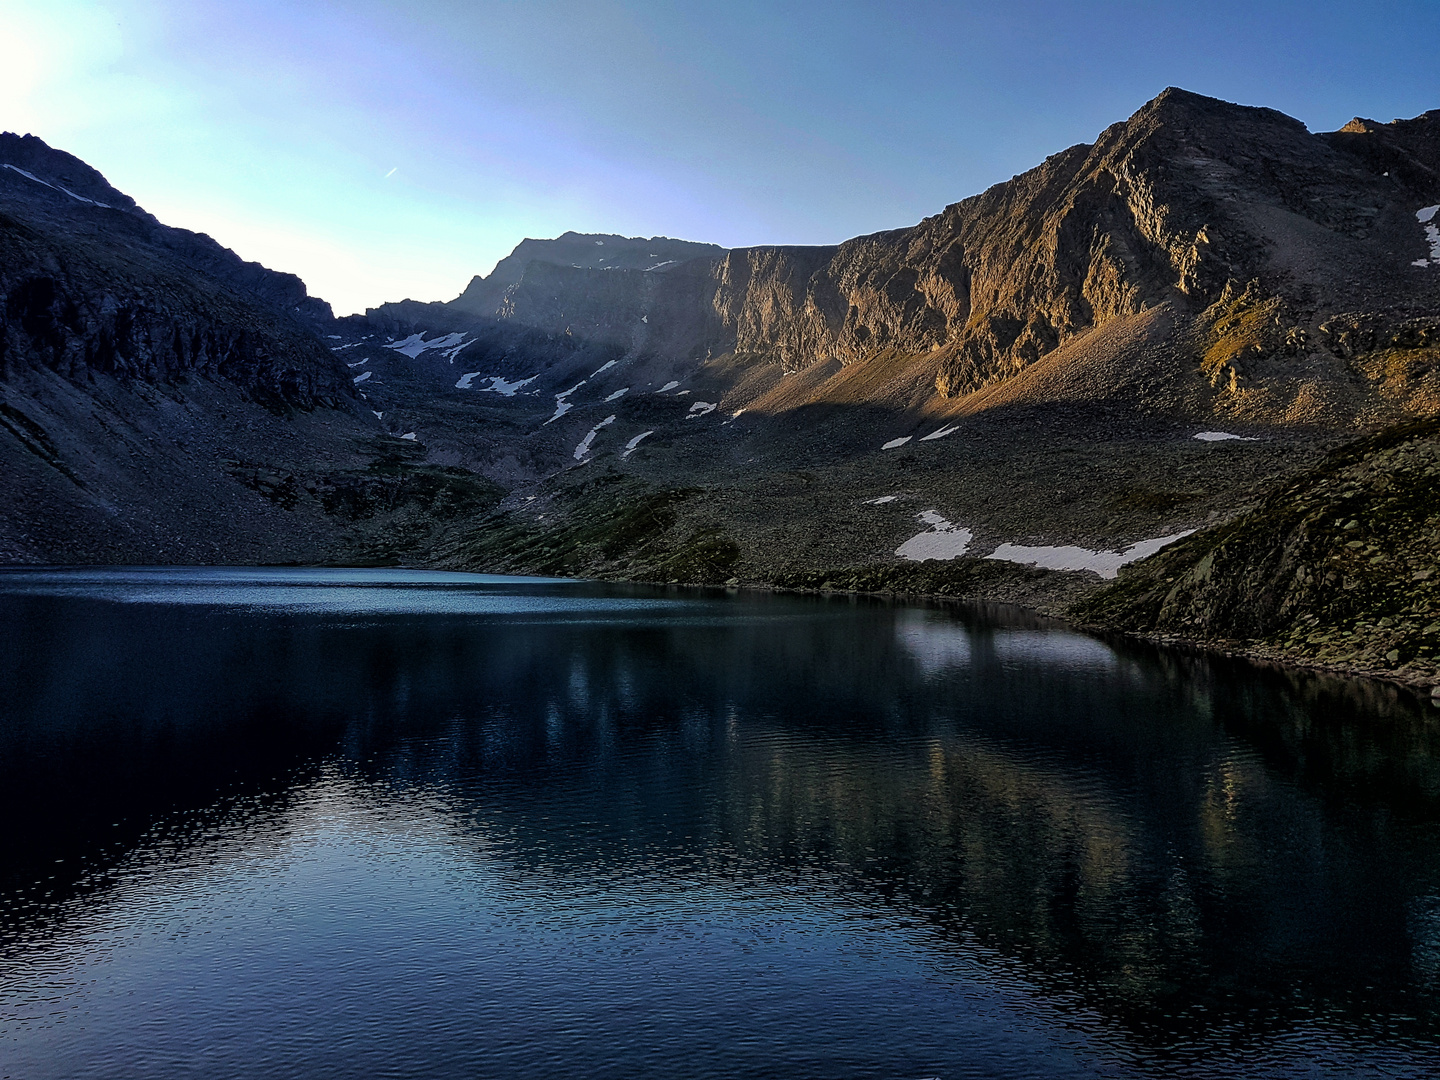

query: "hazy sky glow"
left=3, top=0, right=1438, bottom=315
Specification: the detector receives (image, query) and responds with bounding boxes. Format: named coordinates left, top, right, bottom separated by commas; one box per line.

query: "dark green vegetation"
left=446, top=480, right=741, bottom=583
left=1074, top=417, right=1440, bottom=686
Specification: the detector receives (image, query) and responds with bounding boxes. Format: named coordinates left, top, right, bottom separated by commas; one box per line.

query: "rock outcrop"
left=0, top=133, right=348, bottom=407
left=1072, top=416, right=1440, bottom=686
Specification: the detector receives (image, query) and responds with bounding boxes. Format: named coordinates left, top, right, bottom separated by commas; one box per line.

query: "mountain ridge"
left=370, top=88, right=1440, bottom=431
left=2, top=89, right=1440, bottom=695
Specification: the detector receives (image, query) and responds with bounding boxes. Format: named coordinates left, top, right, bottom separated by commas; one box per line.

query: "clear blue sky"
left=4, top=0, right=1437, bottom=314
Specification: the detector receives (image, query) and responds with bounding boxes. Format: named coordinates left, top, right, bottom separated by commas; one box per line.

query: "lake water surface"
left=1, top=567, right=1439, bottom=1079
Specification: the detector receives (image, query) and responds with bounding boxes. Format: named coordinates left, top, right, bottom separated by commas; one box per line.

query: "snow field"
left=385, top=332, right=468, bottom=360
left=895, top=511, right=974, bottom=561
left=986, top=531, right=1194, bottom=579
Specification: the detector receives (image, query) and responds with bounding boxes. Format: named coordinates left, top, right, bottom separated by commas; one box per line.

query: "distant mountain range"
left=3, top=89, right=1439, bottom=689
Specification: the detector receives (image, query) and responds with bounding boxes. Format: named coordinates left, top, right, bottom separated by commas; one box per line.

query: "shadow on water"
left=2, top=568, right=1439, bottom=1075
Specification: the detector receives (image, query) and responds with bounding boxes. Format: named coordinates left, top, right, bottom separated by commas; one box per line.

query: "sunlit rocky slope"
left=2, top=90, right=1439, bottom=684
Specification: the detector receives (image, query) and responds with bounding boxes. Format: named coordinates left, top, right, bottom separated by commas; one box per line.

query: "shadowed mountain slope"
left=0, top=133, right=346, bottom=405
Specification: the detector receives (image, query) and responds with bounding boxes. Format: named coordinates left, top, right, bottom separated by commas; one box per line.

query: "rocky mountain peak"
left=449, top=232, right=727, bottom=318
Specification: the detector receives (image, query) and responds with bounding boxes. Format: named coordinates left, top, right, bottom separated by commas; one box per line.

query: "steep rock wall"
left=413, top=91, right=1440, bottom=407
left=0, top=134, right=350, bottom=407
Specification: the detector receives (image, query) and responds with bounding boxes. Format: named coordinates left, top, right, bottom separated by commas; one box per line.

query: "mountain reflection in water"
left=1, top=568, right=1438, bottom=1079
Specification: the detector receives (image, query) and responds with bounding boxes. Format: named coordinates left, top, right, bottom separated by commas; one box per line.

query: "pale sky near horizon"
left=3, top=0, right=1438, bottom=316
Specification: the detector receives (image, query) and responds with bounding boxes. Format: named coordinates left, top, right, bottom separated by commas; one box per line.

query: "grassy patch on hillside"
left=1073, top=416, right=1440, bottom=685
left=446, top=480, right=743, bottom=583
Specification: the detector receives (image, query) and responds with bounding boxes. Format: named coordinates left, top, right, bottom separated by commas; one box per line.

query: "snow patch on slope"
left=1413, top=206, right=1440, bottom=267
left=896, top=511, right=973, bottom=561
left=386, top=332, right=467, bottom=359
left=622, top=431, right=654, bottom=459
left=456, top=373, right=538, bottom=395
left=574, top=415, right=617, bottom=459
left=545, top=382, right=586, bottom=424
left=987, top=531, right=1194, bottom=579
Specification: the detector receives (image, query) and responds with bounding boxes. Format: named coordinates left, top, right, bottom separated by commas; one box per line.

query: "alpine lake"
left=1, top=567, right=1438, bottom=1079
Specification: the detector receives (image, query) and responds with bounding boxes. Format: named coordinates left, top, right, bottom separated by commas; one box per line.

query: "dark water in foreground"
left=1, top=569, right=1439, bottom=1079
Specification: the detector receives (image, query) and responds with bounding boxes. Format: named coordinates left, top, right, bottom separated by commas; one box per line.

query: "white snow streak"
left=399, top=432, right=417, bottom=441
left=621, top=430, right=654, bottom=458
left=986, top=531, right=1195, bottom=580
left=656, top=381, right=681, bottom=393
left=864, top=495, right=899, bottom=504
left=882, top=436, right=913, bottom=450
left=604, top=387, right=630, bottom=402
left=685, top=401, right=718, bottom=419
left=590, top=359, right=618, bottom=377
left=1193, top=431, right=1258, bottom=442
left=1, top=164, right=111, bottom=207
left=352, top=371, right=372, bottom=384
left=545, top=381, right=586, bottom=424
left=919, top=424, right=960, bottom=441
left=573, top=415, right=617, bottom=459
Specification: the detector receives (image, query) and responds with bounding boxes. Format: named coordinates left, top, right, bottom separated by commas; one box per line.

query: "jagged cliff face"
left=399, top=90, right=1440, bottom=415
left=0, top=133, right=347, bottom=407
left=702, top=89, right=1440, bottom=396
left=449, top=232, right=726, bottom=323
